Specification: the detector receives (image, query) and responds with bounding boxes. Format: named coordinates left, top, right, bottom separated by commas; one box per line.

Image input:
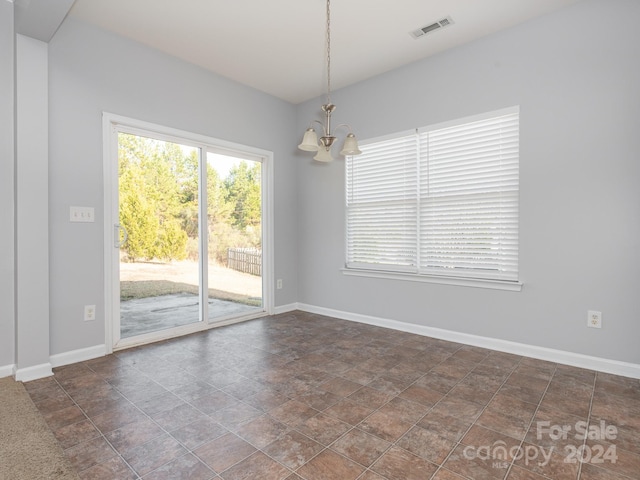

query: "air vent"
left=410, top=16, right=454, bottom=39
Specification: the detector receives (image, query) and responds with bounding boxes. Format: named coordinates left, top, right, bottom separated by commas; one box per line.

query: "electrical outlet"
left=277, top=279, right=283, bottom=290
left=587, top=310, right=602, bottom=329
left=84, top=305, right=96, bottom=321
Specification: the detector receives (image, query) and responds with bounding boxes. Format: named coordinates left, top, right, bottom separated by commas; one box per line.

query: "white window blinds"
left=346, top=134, right=417, bottom=271
left=346, top=107, right=519, bottom=282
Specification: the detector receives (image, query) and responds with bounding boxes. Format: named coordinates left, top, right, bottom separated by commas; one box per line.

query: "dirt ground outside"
left=120, top=260, right=262, bottom=305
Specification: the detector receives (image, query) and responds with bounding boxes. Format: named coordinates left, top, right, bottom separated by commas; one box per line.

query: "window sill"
left=341, top=268, right=522, bottom=292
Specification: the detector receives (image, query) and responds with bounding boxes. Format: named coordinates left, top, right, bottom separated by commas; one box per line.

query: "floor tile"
left=417, top=411, right=473, bottom=443
left=377, top=396, right=431, bottom=424
left=133, top=390, right=185, bottom=416
left=540, top=379, right=593, bottom=417
left=172, top=381, right=220, bottom=402
left=122, top=434, right=187, bottom=477
left=203, top=368, right=247, bottom=389
left=64, top=436, right=118, bottom=473
left=152, top=402, right=210, bottom=432
left=219, top=451, right=290, bottom=480
left=477, top=392, right=538, bottom=440
left=43, top=405, right=87, bottom=431
left=578, top=462, right=634, bottom=480
left=261, top=430, right=324, bottom=470
left=430, top=395, right=485, bottom=425
left=512, top=442, right=579, bottom=480
left=234, top=414, right=289, bottom=449
left=71, top=373, right=121, bottom=394
left=242, top=389, right=290, bottom=412
left=295, top=389, right=341, bottom=411
left=143, top=453, right=216, bottom=480
left=397, top=425, right=457, bottom=464
left=91, top=402, right=147, bottom=434
left=502, top=372, right=549, bottom=404
left=222, top=379, right=265, bottom=400
left=371, top=445, right=438, bottom=480
left=505, top=465, right=550, bottom=479
left=295, top=413, right=351, bottom=446
left=414, top=372, right=459, bottom=395
left=442, top=443, right=508, bottom=480
left=34, top=393, right=76, bottom=414
left=590, top=390, right=640, bottom=430
left=194, top=432, right=257, bottom=473
left=358, top=410, right=412, bottom=442
left=431, top=468, right=469, bottom=480
left=347, top=386, right=392, bottom=409
left=324, top=399, right=374, bottom=426
left=75, top=389, right=131, bottom=418
left=105, top=417, right=165, bottom=453
left=331, top=428, right=391, bottom=467
left=554, top=365, right=596, bottom=385
left=588, top=415, right=640, bottom=455
left=320, top=377, right=363, bottom=397
left=26, top=383, right=67, bottom=403
left=53, top=419, right=101, bottom=449
left=24, top=376, right=58, bottom=392
left=268, top=400, right=319, bottom=428
left=357, top=471, right=388, bottom=480
left=366, top=375, right=414, bottom=396
left=53, top=363, right=95, bottom=381
left=595, top=372, right=640, bottom=401
left=475, top=408, right=532, bottom=442
left=398, top=384, right=444, bottom=407
left=296, top=449, right=364, bottom=480
left=523, top=405, right=586, bottom=451
left=190, top=390, right=238, bottom=416
left=209, top=402, right=263, bottom=430
left=77, top=455, right=137, bottom=480
left=584, top=439, right=640, bottom=479
left=461, top=424, right=522, bottom=461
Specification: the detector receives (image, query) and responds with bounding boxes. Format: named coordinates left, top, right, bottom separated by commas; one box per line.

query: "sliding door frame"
left=102, top=112, right=274, bottom=353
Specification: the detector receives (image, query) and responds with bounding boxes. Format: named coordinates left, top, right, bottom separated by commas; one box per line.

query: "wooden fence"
left=227, top=247, right=262, bottom=276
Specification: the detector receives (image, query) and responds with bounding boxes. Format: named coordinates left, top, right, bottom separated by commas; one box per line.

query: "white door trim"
left=102, top=112, right=274, bottom=354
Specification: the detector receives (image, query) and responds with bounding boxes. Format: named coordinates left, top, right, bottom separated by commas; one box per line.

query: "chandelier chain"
left=326, top=0, right=331, bottom=104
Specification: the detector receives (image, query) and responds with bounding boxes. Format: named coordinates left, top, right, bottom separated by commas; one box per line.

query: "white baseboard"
left=50, top=344, right=107, bottom=369
left=15, top=362, right=53, bottom=382
left=297, top=303, right=640, bottom=379
left=273, top=303, right=299, bottom=315
left=0, top=345, right=106, bottom=381
left=0, top=364, right=15, bottom=379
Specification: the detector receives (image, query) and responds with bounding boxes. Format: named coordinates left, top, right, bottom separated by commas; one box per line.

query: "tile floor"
left=26, top=311, right=640, bottom=480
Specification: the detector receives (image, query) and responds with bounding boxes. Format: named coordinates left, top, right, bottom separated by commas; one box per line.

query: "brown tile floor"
left=25, top=311, right=640, bottom=480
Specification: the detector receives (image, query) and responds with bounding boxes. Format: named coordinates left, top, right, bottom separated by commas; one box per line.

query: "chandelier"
left=298, top=0, right=362, bottom=162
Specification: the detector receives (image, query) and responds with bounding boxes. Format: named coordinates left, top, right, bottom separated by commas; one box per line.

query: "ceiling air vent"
left=410, top=16, right=454, bottom=39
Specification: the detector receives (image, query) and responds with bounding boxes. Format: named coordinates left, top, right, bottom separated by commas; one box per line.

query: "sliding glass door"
left=118, top=133, right=202, bottom=338
left=105, top=116, right=270, bottom=348
left=205, top=152, right=263, bottom=321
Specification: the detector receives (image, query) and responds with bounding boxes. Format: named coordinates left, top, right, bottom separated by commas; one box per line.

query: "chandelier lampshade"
left=298, top=128, right=319, bottom=152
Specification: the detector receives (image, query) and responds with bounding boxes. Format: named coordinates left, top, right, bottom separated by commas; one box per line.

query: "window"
left=346, top=107, right=519, bottom=287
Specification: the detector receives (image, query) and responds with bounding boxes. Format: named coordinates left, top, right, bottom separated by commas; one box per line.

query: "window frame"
left=344, top=106, right=522, bottom=291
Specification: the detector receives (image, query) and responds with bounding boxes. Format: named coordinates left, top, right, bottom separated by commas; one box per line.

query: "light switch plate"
left=70, top=206, right=95, bottom=223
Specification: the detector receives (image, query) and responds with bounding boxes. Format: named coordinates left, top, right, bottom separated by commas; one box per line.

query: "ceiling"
left=67, top=0, right=582, bottom=104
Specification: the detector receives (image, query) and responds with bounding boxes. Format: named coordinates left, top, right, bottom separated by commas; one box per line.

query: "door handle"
left=114, top=224, right=128, bottom=248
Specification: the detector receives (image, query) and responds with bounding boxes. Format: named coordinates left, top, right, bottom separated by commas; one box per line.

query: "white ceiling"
left=68, top=0, right=582, bottom=104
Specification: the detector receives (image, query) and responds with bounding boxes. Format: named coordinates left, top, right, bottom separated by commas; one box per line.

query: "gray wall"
left=0, top=1, right=15, bottom=369
left=296, top=0, right=640, bottom=364
left=48, top=19, right=299, bottom=355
